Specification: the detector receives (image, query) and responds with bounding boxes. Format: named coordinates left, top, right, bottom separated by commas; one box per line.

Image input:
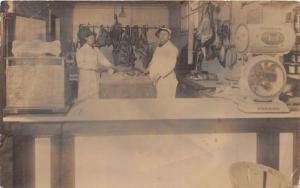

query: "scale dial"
left=240, top=56, right=287, bottom=102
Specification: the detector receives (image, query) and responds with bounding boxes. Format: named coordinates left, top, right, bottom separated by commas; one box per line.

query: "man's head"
left=155, top=27, right=171, bottom=46
left=78, top=27, right=95, bottom=46
left=85, top=34, right=95, bottom=46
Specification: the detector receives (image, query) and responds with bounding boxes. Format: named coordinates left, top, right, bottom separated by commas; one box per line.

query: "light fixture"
left=119, top=6, right=126, bottom=18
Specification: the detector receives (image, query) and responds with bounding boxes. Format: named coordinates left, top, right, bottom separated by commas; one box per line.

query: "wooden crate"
left=5, top=57, right=71, bottom=114
left=98, top=73, right=156, bottom=99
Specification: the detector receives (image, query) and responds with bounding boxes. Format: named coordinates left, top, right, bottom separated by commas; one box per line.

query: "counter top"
left=3, top=98, right=300, bottom=123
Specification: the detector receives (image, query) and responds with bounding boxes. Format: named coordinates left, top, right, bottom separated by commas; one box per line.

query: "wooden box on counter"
left=5, top=57, right=72, bottom=114
left=98, top=72, right=156, bottom=99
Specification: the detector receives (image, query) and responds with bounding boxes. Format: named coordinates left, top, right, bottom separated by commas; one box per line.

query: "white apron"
left=148, top=41, right=179, bottom=98
left=76, top=44, right=112, bottom=101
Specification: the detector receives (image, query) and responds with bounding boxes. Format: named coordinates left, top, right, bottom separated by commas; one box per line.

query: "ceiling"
left=12, top=1, right=183, bottom=20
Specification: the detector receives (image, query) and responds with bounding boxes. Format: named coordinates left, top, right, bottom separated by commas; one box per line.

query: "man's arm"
left=97, top=48, right=112, bottom=67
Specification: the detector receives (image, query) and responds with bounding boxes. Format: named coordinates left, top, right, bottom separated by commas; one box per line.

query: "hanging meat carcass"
left=193, top=3, right=214, bottom=69
left=139, top=25, right=148, bottom=45
left=123, top=25, right=131, bottom=42
left=193, top=2, right=225, bottom=72
left=111, top=14, right=123, bottom=66
left=195, top=2, right=235, bottom=68
left=116, top=25, right=136, bottom=67
left=95, top=25, right=112, bottom=47
left=131, top=25, right=139, bottom=46
left=135, top=25, right=154, bottom=68
left=110, top=15, right=123, bottom=49
left=196, top=2, right=216, bottom=48
left=110, top=24, right=136, bottom=67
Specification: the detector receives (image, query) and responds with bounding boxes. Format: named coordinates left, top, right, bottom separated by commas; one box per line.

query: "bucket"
left=229, top=162, right=292, bottom=188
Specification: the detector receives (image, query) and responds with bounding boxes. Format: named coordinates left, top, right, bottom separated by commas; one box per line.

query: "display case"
left=4, top=56, right=71, bottom=114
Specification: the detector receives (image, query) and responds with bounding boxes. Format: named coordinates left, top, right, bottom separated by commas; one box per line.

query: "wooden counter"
left=2, top=99, right=300, bottom=188
left=3, top=99, right=300, bottom=123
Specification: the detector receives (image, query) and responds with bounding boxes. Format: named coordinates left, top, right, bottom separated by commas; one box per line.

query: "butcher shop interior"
left=0, top=1, right=300, bottom=188
left=2, top=1, right=300, bottom=111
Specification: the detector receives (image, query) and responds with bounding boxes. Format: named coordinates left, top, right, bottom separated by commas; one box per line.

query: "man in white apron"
left=76, top=29, right=112, bottom=102
left=147, top=27, right=178, bottom=98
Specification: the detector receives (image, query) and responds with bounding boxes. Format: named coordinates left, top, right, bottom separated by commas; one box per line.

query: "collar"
left=83, top=43, right=94, bottom=49
left=158, top=40, right=170, bottom=48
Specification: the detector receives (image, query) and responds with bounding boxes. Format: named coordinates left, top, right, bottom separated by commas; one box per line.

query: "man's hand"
left=107, top=67, right=115, bottom=75
left=144, top=69, right=149, bottom=75
left=96, top=64, right=107, bottom=72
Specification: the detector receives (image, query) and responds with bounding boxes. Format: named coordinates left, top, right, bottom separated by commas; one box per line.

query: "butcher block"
left=5, top=57, right=71, bottom=114
left=98, top=72, right=156, bottom=99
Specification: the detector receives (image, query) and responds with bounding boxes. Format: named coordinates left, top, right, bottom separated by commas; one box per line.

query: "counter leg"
left=293, top=130, right=300, bottom=184
left=13, top=135, right=35, bottom=188
left=51, top=135, right=61, bottom=188
left=51, top=134, right=75, bottom=188
left=0, top=137, right=13, bottom=188
left=257, top=130, right=279, bottom=169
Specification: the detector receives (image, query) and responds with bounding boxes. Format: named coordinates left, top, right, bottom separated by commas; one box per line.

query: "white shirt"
left=147, top=40, right=179, bottom=98
left=148, top=41, right=178, bottom=79
left=76, top=43, right=112, bottom=70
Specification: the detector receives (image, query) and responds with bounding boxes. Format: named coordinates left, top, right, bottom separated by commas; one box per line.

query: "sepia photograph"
left=0, top=0, right=299, bottom=188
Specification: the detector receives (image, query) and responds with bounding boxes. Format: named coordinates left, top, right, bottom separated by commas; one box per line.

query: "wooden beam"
left=0, top=10, right=9, bottom=188
left=294, top=120, right=300, bottom=185
left=61, top=119, right=299, bottom=136
left=10, top=123, right=62, bottom=136
left=5, top=119, right=299, bottom=136
left=187, top=1, right=194, bottom=65
left=6, top=119, right=299, bottom=137
left=72, top=1, right=181, bottom=7
left=293, top=131, right=299, bottom=185
left=14, top=1, right=49, bottom=20
left=0, top=9, right=7, bottom=125
left=6, top=13, right=16, bottom=57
